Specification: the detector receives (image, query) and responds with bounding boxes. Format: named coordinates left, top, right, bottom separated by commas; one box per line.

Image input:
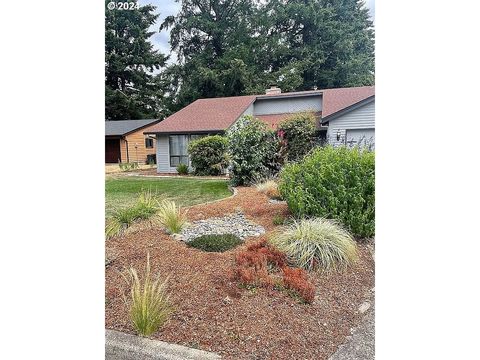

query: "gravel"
left=179, top=211, right=265, bottom=242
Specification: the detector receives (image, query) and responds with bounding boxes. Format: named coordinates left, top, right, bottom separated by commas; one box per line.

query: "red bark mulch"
left=105, top=187, right=375, bottom=360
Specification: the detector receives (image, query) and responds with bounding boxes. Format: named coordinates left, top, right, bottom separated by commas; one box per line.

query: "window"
left=145, top=137, right=154, bottom=149
left=169, top=135, right=189, bottom=167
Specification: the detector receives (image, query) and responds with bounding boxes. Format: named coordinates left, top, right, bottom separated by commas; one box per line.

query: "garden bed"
left=105, top=187, right=374, bottom=360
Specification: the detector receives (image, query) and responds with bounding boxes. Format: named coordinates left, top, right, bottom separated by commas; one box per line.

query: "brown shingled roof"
left=321, top=86, right=375, bottom=119
left=145, top=86, right=374, bottom=134
left=145, top=95, right=256, bottom=134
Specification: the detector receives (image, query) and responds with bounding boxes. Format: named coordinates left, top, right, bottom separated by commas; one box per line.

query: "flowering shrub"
left=277, top=112, right=317, bottom=162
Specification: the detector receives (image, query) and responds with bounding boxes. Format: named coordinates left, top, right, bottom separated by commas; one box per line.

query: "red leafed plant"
left=233, top=239, right=315, bottom=304
left=282, top=267, right=316, bottom=304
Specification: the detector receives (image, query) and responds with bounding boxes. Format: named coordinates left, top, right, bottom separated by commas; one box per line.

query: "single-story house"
left=145, top=85, right=375, bottom=173
left=105, top=119, right=160, bottom=163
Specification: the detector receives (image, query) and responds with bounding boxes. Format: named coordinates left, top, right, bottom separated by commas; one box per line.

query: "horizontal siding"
left=124, top=130, right=156, bottom=164
left=326, top=101, right=375, bottom=146
left=253, top=95, right=322, bottom=115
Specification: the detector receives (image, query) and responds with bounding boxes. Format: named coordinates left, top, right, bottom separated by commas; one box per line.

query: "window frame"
left=145, top=137, right=154, bottom=149
left=168, top=133, right=210, bottom=168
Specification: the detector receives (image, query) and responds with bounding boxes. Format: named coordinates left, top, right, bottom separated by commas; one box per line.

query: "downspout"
left=124, top=136, right=130, bottom=163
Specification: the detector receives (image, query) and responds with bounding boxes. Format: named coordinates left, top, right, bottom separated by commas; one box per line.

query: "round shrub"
left=269, top=218, right=358, bottom=272
left=279, top=146, right=375, bottom=238
left=176, top=163, right=189, bottom=175
left=227, top=116, right=282, bottom=185
left=187, top=135, right=228, bottom=176
left=187, top=234, right=243, bottom=252
left=278, top=112, right=317, bottom=162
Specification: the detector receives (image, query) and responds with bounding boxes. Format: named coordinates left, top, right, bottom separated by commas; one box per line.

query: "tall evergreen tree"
left=105, top=0, right=167, bottom=119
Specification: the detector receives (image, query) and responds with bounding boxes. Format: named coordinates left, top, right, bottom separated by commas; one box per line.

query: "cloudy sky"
left=139, top=0, right=375, bottom=61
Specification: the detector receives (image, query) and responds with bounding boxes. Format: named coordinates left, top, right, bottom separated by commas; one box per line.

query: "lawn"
left=105, top=176, right=231, bottom=217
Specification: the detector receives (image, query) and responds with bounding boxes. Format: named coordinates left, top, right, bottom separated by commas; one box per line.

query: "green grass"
left=187, top=234, right=243, bottom=252
left=105, top=177, right=231, bottom=218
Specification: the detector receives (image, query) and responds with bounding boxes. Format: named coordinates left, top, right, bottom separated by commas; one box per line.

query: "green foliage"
left=187, top=234, right=243, bottom=252
left=272, top=214, right=285, bottom=226
left=105, top=0, right=167, bottom=119
left=155, top=200, right=187, bottom=234
left=227, top=116, right=282, bottom=185
left=278, top=112, right=317, bottom=162
left=119, top=162, right=139, bottom=172
left=123, top=254, right=173, bottom=336
left=176, top=163, right=189, bottom=175
left=106, top=190, right=159, bottom=238
left=188, top=135, right=229, bottom=176
left=269, top=218, right=358, bottom=272
left=279, top=146, right=375, bottom=238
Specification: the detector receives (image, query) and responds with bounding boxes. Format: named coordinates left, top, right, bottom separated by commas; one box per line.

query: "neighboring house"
left=145, top=86, right=375, bottom=173
left=105, top=119, right=159, bottom=163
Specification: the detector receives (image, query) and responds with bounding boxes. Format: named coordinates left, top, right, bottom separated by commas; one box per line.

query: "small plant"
left=255, top=179, right=280, bottom=199
left=272, top=213, right=285, bottom=226
left=269, top=218, right=359, bottom=272
left=123, top=254, right=173, bottom=336
left=187, top=234, right=243, bottom=252
left=105, top=190, right=159, bottom=238
left=155, top=199, right=187, bottom=234
left=233, top=239, right=287, bottom=288
left=282, top=267, right=315, bottom=304
left=119, top=162, right=139, bottom=172
left=176, top=163, right=189, bottom=175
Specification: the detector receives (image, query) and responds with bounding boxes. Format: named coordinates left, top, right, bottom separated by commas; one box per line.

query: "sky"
left=139, top=0, right=375, bottom=62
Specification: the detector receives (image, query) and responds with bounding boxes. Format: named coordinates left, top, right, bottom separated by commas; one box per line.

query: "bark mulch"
left=105, top=187, right=375, bottom=360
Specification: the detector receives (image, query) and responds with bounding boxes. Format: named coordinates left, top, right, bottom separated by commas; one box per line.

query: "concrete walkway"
left=328, top=304, right=375, bottom=360
left=105, top=330, right=221, bottom=360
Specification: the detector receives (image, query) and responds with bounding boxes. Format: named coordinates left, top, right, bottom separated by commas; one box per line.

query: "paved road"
left=328, top=304, right=375, bottom=360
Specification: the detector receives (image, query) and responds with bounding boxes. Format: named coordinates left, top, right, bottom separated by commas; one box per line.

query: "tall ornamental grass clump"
left=155, top=199, right=187, bottom=234
left=123, top=254, right=173, bottom=336
left=188, top=135, right=229, bottom=175
left=279, top=146, right=375, bottom=238
left=269, top=218, right=358, bottom=272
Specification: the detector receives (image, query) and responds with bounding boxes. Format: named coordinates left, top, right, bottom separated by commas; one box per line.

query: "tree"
left=261, top=0, right=375, bottom=89
left=105, top=0, right=167, bottom=119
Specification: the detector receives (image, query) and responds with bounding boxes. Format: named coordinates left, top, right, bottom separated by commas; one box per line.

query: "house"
left=145, top=85, right=375, bottom=173
left=105, top=119, right=160, bottom=164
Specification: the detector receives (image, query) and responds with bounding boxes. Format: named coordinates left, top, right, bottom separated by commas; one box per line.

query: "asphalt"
left=105, top=330, right=221, bottom=360
left=328, top=303, right=375, bottom=360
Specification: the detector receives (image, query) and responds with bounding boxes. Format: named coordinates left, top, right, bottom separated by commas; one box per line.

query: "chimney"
left=265, top=85, right=281, bottom=95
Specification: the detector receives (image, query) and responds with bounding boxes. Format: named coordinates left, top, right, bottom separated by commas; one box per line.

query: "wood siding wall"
left=119, top=127, right=157, bottom=164
left=326, top=101, right=375, bottom=146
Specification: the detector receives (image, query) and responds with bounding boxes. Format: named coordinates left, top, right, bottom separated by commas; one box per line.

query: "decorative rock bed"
left=178, top=211, right=265, bottom=243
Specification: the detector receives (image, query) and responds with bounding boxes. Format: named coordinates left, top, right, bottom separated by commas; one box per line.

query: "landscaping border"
left=105, top=329, right=221, bottom=360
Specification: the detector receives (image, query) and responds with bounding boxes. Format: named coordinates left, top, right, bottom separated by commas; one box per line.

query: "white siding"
left=253, top=95, right=322, bottom=115
left=156, top=135, right=178, bottom=173
left=326, top=100, right=375, bottom=147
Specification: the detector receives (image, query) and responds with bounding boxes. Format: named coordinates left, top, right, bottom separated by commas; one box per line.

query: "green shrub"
left=123, top=254, right=173, bottom=336
left=176, top=163, right=189, bottom=175
left=155, top=199, right=187, bottom=234
left=272, top=214, right=285, bottom=226
left=227, top=116, right=282, bottom=185
left=279, top=146, right=375, bottom=237
left=187, top=234, right=243, bottom=252
left=188, top=135, right=229, bottom=175
left=105, top=190, right=158, bottom=238
left=278, top=112, right=317, bottom=162
left=269, top=218, right=358, bottom=272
